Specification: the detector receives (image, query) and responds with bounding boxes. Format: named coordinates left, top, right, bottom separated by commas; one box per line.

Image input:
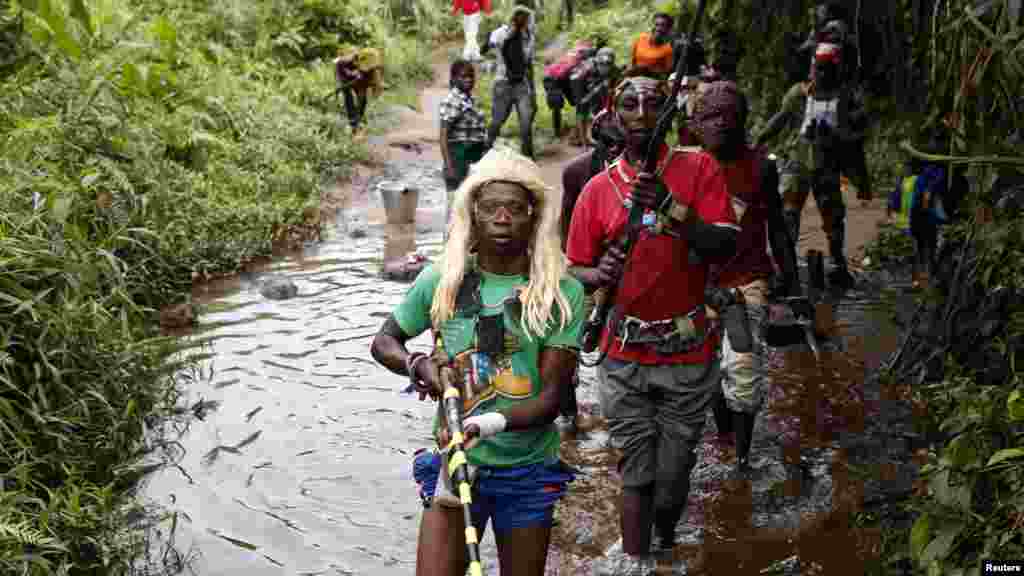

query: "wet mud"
left=547, top=271, right=914, bottom=575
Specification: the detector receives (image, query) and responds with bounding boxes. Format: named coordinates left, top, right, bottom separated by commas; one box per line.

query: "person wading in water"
left=483, top=6, right=537, bottom=159
left=557, top=109, right=626, bottom=433
left=689, top=81, right=799, bottom=475
left=440, top=58, right=488, bottom=236
left=370, top=148, right=584, bottom=576
left=566, top=75, right=739, bottom=569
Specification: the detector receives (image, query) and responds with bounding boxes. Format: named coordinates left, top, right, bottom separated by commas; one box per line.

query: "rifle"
left=578, top=0, right=711, bottom=366
left=437, top=365, right=485, bottom=576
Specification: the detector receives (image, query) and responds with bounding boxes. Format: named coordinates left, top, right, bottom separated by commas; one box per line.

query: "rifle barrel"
left=643, top=0, right=709, bottom=175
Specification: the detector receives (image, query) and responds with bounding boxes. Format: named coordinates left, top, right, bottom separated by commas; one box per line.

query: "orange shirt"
left=631, top=32, right=674, bottom=75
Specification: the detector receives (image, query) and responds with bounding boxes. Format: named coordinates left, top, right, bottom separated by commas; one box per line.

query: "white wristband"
left=464, top=413, right=507, bottom=439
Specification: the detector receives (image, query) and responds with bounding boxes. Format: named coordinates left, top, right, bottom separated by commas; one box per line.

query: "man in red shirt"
left=453, top=0, right=491, bottom=61
left=566, top=75, right=739, bottom=566
left=689, top=81, right=799, bottom=476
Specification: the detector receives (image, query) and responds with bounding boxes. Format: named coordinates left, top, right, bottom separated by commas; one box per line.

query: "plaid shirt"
left=439, top=87, right=487, bottom=143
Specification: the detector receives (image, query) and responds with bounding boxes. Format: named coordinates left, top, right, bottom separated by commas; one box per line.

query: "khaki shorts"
left=720, top=279, right=770, bottom=414
left=780, top=166, right=811, bottom=209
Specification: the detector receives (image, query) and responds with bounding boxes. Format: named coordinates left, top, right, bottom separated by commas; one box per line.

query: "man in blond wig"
left=371, top=147, right=584, bottom=576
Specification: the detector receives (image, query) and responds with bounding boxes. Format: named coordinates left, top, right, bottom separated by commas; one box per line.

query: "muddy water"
left=143, top=163, right=466, bottom=576
left=553, top=273, right=911, bottom=575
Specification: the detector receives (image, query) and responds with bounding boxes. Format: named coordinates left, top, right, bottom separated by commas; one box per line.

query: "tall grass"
left=0, top=0, right=436, bottom=572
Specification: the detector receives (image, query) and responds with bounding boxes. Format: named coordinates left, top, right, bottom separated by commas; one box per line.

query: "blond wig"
left=431, top=147, right=572, bottom=341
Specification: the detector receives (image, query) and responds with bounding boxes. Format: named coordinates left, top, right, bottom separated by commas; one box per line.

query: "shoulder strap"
left=454, top=267, right=482, bottom=317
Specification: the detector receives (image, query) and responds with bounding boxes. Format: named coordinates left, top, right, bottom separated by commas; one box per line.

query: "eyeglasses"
left=475, top=199, right=533, bottom=222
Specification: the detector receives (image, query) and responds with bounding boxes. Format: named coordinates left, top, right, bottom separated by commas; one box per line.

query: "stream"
left=143, top=155, right=915, bottom=575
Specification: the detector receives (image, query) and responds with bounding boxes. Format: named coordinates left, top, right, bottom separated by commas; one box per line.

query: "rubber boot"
left=552, top=106, right=563, bottom=139
left=733, top=410, right=757, bottom=476
left=621, top=486, right=655, bottom=556
left=783, top=209, right=801, bottom=251
left=712, top=393, right=734, bottom=437
left=827, top=223, right=855, bottom=289
left=654, top=504, right=685, bottom=553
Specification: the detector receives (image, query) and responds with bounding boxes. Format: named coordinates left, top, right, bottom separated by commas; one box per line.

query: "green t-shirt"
left=393, top=263, right=585, bottom=468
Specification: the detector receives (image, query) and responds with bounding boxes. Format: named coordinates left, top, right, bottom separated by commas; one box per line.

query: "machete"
left=579, top=0, right=711, bottom=366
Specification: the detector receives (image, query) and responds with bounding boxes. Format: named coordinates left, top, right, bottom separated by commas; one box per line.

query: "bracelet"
left=406, top=352, right=428, bottom=389
left=410, top=355, right=431, bottom=383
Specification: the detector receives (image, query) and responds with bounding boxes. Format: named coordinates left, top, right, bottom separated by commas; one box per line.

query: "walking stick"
left=438, top=364, right=485, bottom=576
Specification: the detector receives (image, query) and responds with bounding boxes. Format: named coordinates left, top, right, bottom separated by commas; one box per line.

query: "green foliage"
left=896, top=368, right=1024, bottom=573
left=873, top=215, right=1024, bottom=574
left=567, top=0, right=651, bottom=63
left=863, top=222, right=916, bottom=269
left=0, top=0, right=437, bottom=572
left=0, top=207, right=188, bottom=573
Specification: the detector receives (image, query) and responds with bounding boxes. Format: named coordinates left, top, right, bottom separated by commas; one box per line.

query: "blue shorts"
left=412, top=449, right=574, bottom=534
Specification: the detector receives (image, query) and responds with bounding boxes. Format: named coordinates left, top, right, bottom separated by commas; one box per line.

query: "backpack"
left=568, top=57, right=596, bottom=105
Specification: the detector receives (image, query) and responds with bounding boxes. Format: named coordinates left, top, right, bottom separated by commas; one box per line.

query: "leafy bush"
left=0, top=0, right=436, bottom=572
left=882, top=217, right=1024, bottom=575
left=862, top=223, right=916, bottom=269
left=567, top=0, right=652, bottom=64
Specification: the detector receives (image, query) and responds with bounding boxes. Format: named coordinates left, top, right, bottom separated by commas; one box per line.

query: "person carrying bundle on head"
left=335, top=45, right=383, bottom=136
left=568, top=47, right=619, bottom=147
